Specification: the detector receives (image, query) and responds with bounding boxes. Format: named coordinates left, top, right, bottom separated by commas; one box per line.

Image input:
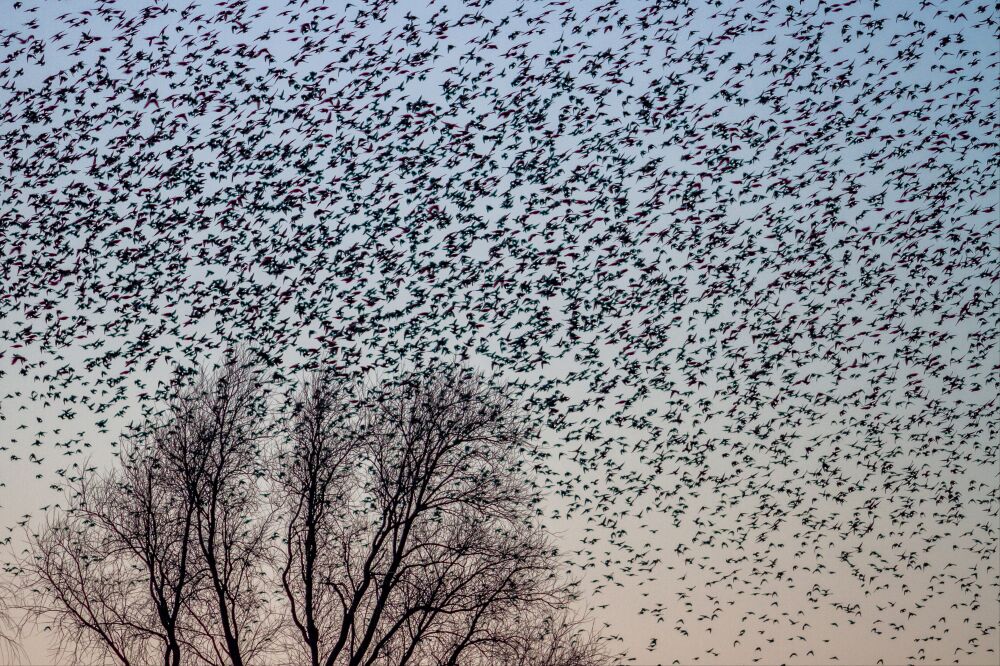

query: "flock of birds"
left=0, top=0, right=997, bottom=663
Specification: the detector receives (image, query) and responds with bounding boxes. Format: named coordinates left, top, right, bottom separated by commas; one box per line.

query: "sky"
left=1, top=0, right=998, bottom=664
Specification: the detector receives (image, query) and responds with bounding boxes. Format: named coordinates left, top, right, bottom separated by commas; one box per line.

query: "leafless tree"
left=491, top=611, right=611, bottom=666
left=19, top=362, right=610, bottom=666
left=154, top=359, right=277, bottom=666
left=273, top=371, right=357, bottom=666
left=19, top=441, right=193, bottom=666
left=19, top=357, right=276, bottom=666
left=0, top=573, right=24, bottom=665
left=273, top=368, right=608, bottom=666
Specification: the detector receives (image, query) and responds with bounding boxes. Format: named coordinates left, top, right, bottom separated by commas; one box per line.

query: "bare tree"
left=493, top=611, right=611, bottom=666
left=273, top=368, right=605, bottom=666
left=19, top=442, right=192, bottom=666
left=273, top=371, right=357, bottom=666
left=20, top=363, right=610, bottom=666
left=153, top=358, right=277, bottom=666
left=19, top=357, right=276, bottom=666
left=0, top=577, right=21, bottom=666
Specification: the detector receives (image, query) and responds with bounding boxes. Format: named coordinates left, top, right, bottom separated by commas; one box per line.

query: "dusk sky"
left=1, top=0, right=998, bottom=664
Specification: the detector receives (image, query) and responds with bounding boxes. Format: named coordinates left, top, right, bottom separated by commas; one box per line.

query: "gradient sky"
left=1, top=0, right=998, bottom=664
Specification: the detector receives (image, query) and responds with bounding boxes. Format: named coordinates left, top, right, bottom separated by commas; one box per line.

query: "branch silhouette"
left=18, top=360, right=609, bottom=666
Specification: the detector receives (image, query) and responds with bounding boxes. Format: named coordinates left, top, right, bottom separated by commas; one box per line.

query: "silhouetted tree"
left=274, top=368, right=603, bottom=665
left=20, top=362, right=609, bottom=666
left=21, top=358, right=276, bottom=666
left=0, top=577, right=23, bottom=665
left=21, top=438, right=195, bottom=666
left=154, top=360, right=276, bottom=666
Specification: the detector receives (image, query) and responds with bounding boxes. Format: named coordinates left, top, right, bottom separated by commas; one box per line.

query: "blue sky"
left=1, top=0, right=998, bottom=663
